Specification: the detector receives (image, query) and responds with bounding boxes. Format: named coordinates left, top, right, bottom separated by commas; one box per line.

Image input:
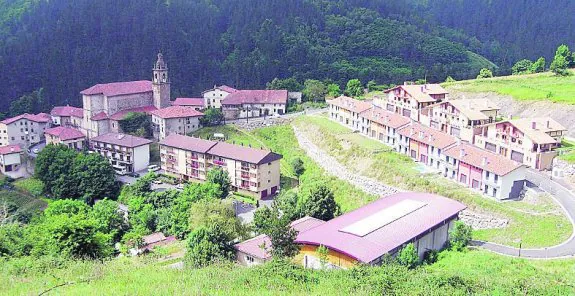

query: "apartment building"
left=160, top=134, right=283, bottom=198
left=328, top=96, right=373, bottom=131
left=44, top=126, right=86, bottom=150
left=203, top=85, right=237, bottom=109
left=474, top=118, right=566, bottom=170
left=420, top=99, right=500, bottom=142
left=150, top=106, right=204, bottom=140
left=0, top=113, right=52, bottom=148
left=0, top=145, right=22, bottom=174
left=375, top=83, right=448, bottom=122
left=50, top=105, right=84, bottom=127
left=443, top=143, right=526, bottom=200
left=90, top=133, right=152, bottom=174
left=397, top=123, right=458, bottom=170
left=359, top=107, right=411, bottom=149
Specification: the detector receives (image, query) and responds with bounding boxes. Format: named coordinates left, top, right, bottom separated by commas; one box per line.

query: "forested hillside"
left=0, top=0, right=495, bottom=113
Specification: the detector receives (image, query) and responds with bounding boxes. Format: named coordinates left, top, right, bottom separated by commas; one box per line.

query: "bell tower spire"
left=153, top=52, right=171, bottom=108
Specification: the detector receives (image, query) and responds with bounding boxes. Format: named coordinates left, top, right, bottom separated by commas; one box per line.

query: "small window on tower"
left=162, top=73, right=166, bottom=82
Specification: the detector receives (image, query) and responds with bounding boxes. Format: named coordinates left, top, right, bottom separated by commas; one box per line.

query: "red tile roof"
left=80, top=80, right=152, bottom=97
left=234, top=216, right=325, bottom=260
left=172, top=98, right=205, bottom=107
left=360, top=107, right=411, bottom=129
left=91, top=133, right=152, bottom=148
left=109, top=106, right=157, bottom=121
left=160, top=134, right=218, bottom=153
left=45, top=126, right=85, bottom=141
left=222, top=90, right=288, bottom=105
left=328, top=96, right=373, bottom=114
left=444, top=143, right=524, bottom=176
left=385, top=84, right=447, bottom=103
left=150, top=106, right=204, bottom=119
left=295, top=193, right=466, bottom=264
left=50, top=106, right=84, bottom=118
left=90, top=112, right=109, bottom=121
left=398, top=123, right=458, bottom=149
left=1, top=113, right=52, bottom=125
left=208, top=141, right=283, bottom=165
left=0, top=145, right=22, bottom=155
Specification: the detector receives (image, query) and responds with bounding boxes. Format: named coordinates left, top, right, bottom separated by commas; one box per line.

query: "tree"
left=511, top=59, right=533, bottom=75
left=0, top=223, right=31, bottom=257
left=206, top=168, right=231, bottom=198
left=302, top=80, right=328, bottom=102
left=185, top=226, right=234, bottom=268
left=326, top=83, right=341, bottom=98
left=266, top=77, right=302, bottom=92
left=253, top=206, right=275, bottom=235
left=188, top=200, right=246, bottom=241
left=290, top=157, right=305, bottom=180
left=476, top=68, right=493, bottom=79
left=550, top=45, right=571, bottom=76
left=397, top=243, right=419, bottom=269
left=316, top=245, right=329, bottom=268
left=274, top=191, right=301, bottom=222
left=199, top=108, right=224, bottom=127
left=366, top=80, right=378, bottom=92
left=92, top=199, right=128, bottom=242
left=8, top=88, right=47, bottom=117
left=301, top=184, right=340, bottom=221
left=449, top=221, right=473, bottom=251
left=35, top=144, right=76, bottom=195
left=119, top=112, right=152, bottom=138
left=445, top=76, right=456, bottom=83
left=345, top=79, right=363, bottom=97
left=70, top=153, right=118, bottom=204
left=258, top=205, right=300, bottom=259
left=530, top=57, right=546, bottom=73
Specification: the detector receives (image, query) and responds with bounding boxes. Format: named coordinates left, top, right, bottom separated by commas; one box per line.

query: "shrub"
left=449, top=221, right=473, bottom=251
left=397, top=243, right=419, bottom=269
left=476, top=68, right=493, bottom=79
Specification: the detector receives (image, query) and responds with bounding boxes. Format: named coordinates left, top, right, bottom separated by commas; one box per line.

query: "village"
left=0, top=53, right=573, bottom=270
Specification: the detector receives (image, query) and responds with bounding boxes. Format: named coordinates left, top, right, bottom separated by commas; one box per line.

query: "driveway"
left=27, top=142, right=46, bottom=158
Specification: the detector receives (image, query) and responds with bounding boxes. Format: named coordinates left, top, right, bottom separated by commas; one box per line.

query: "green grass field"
left=443, top=70, right=575, bottom=104
left=559, top=139, right=575, bottom=164
left=293, top=115, right=572, bottom=248
left=1, top=249, right=573, bottom=295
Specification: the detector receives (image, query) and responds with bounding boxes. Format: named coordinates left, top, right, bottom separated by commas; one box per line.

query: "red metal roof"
left=1, top=113, right=51, bottom=125
left=295, top=193, right=466, bottom=264
left=208, top=141, right=283, bottom=165
left=360, top=107, right=411, bottom=129
left=50, top=106, right=84, bottom=118
left=222, top=90, right=288, bottom=105
left=160, top=134, right=218, bottom=153
left=80, top=80, right=152, bottom=97
left=45, top=126, right=85, bottom=141
left=150, top=106, right=204, bottom=119
left=172, top=98, right=205, bottom=107
left=0, top=145, right=22, bottom=155
left=444, top=143, right=524, bottom=176
left=397, top=122, right=458, bottom=149
left=328, top=96, right=373, bottom=114
left=109, top=106, right=157, bottom=121
left=91, top=133, right=152, bottom=148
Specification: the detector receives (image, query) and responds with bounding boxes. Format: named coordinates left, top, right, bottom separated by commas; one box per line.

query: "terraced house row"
left=327, top=85, right=562, bottom=200
left=159, top=134, right=282, bottom=198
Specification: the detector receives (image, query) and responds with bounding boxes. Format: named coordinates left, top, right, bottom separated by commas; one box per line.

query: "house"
left=44, top=126, right=86, bottom=150
left=50, top=105, right=84, bottom=127
left=420, top=99, right=500, bottom=142
left=0, top=113, right=52, bottom=148
left=327, top=96, right=372, bottom=131
left=294, top=192, right=466, bottom=269
left=234, top=216, right=325, bottom=266
left=375, top=83, right=448, bottom=122
left=159, top=134, right=283, bottom=198
left=221, top=90, right=289, bottom=120
left=203, top=85, right=237, bottom=109
left=474, top=118, right=566, bottom=170
left=81, top=53, right=170, bottom=138
left=172, top=98, right=205, bottom=111
left=397, top=123, right=458, bottom=170
left=0, top=145, right=22, bottom=174
left=359, top=106, right=411, bottom=149
left=90, top=133, right=152, bottom=175
left=443, top=143, right=526, bottom=200
left=150, top=106, right=204, bottom=140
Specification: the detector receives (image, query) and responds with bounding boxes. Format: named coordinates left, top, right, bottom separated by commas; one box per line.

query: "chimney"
left=460, top=149, right=465, bottom=158
left=10, top=147, right=14, bottom=152
left=418, top=131, right=424, bottom=139
left=532, top=121, right=537, bottom=130
left=429, top=134, right=433, bottom=142
left=481, top=157, right=488, bottom=166
left=547, top=120, right=551, bottom=129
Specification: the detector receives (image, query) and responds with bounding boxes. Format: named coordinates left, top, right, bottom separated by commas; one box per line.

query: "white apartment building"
left=327, top=96, right=373, bottom=132
left=0, top=145, right=22, bottom=174
left=374, top=83, right=448, bottom=122
left=90, top=133, right=152, bottom=174
left=150, top=106, right=204, bottom=140
left=0, top=113, right=52, bottom=148
left=203, top=85, right=237, bottom=109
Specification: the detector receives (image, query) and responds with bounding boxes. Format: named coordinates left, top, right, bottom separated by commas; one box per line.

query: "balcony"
left=213, top=159, right=226, bottom=166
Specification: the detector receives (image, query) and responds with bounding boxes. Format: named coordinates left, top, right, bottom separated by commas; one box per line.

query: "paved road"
left=472, top=169, right=575, bottom=259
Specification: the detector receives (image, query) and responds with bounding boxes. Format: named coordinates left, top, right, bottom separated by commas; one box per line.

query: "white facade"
left=152, top=115, right=201, bottom=140
left=0, top=152, right=21, bottom=173
left=0, top=118, right=50, bottom=148
left=203, top=88, right=232, bottom=109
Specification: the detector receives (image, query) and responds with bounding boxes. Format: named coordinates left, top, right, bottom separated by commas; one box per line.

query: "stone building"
left=80, top=53, right=171, bottom=138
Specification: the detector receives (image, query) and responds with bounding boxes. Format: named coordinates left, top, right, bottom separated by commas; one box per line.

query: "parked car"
left=176, top=183, right=185, bottom=190
left=116, top=170, right=127, bottom=176
left=153, top=179, right=163, bottom=185
left=128, top=172, right=140, bottom=178
left=148, top=165, right=160, bottom=172
left=33, top=148, right=40, bottom=153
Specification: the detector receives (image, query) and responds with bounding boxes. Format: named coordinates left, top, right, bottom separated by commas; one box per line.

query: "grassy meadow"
left=443, top=70, right=575, bottom=104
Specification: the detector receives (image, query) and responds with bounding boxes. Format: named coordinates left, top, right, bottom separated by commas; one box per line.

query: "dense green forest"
left=0, top=0, right=572, bottom=113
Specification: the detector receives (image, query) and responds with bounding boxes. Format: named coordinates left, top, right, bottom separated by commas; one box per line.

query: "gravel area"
left=459, top=210, right=509, bottom=230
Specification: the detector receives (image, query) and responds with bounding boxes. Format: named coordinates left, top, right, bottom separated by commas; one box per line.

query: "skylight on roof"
left=339, top=199, right=427, bottom=237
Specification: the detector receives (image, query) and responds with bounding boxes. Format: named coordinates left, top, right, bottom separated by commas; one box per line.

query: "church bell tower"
left=153, top=53, right=171, bottom=109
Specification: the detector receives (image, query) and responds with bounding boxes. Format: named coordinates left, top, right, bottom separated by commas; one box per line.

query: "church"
left=80, top=53, right=171, bottom=138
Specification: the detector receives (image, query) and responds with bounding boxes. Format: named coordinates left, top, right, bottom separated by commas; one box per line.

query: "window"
left=246, top=255, right=254, bottom=263
left=21, top=136, right=24, bottom=140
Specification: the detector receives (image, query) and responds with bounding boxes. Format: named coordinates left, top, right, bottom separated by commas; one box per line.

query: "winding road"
left=293, top=121, right=575, bottom=259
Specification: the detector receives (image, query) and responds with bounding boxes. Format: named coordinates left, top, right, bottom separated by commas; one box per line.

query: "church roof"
left=51, top=105, right=84, bottom=118
left=81, top=81, right=153, bottom=97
